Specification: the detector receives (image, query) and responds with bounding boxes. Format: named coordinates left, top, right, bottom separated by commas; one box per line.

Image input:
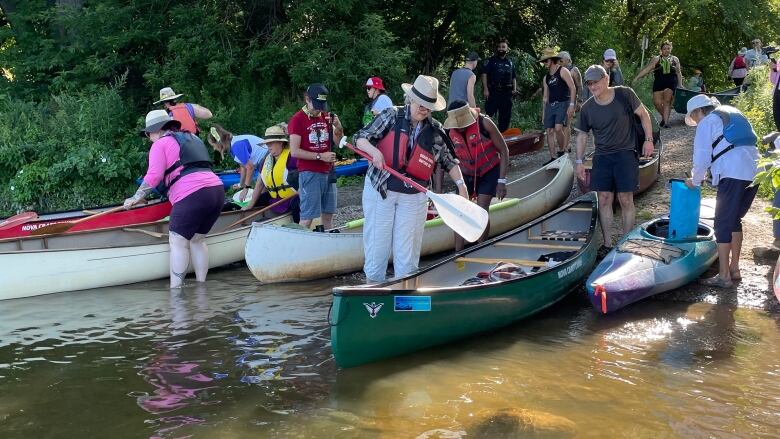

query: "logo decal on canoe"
left=363, top=302, right=384, bottom=318
left=558, top=258, right=583, bottom=279
left=394, top=296, right=432, bottom=312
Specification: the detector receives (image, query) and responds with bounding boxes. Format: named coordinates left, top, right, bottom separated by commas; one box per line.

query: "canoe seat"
left=455, top=257, right=547, bottom=268
left=495, top=242, right=582, bottom=251
left=529, top=230, right=588, bottom=242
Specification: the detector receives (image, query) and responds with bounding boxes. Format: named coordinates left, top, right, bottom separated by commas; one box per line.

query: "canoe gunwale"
left=333, top=192, right=599, bottom=297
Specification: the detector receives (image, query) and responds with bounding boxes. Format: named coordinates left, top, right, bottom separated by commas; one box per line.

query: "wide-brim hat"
left=262, top=124, right=289, bottom=145
left=139, top=110, right=181, bottom=136
left=538, top=47, right=560, bottom=62
left=685, top=94, right=720, bottom=126
left=401, top=75, right=446, bottom=111
left=443, top=104, right=477, bottom=129
left=153, top=87, right=184, bottom=105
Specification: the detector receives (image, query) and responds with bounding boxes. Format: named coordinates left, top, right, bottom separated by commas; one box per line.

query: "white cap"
left=603, top=49, right=617, bottom=61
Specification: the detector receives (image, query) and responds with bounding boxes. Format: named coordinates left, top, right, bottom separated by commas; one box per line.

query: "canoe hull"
left=0, top=200, right=172, bottom=239
left=585, top=218, right=717, bottom=314
left=246, top=156, right=574, bottom=283
left=330, top=194, right=601, bottom=368
left=673, top=87, right=741, bottom=114
left=0, top=210, right=291, bottom=301
left=505, top=131, right=544, bottom=156
left=212, top=160, right=369, bottom=188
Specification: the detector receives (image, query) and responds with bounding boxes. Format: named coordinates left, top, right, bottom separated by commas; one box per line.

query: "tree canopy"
left=0, top=0, right=778, bottom=214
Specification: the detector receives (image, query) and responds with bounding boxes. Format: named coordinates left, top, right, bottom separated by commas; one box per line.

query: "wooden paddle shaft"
left=220, top=194, right=297, bottom=232
left=30, top=205, right=126, bottom=236
left=344, top=142, right=428, bottom=194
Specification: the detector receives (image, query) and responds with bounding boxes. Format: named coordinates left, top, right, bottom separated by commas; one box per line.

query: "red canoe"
left=503, top=130, right=544, bottom=156
left=0, top=200, right=172, bottom=239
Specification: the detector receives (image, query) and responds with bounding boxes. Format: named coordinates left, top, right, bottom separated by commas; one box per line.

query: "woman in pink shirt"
left=124, top=110, right=224, bottom=288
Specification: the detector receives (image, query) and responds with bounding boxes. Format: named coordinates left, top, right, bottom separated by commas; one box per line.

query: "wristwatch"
left=575, top=159, right=583, bottom=164
left=244, top=185, right=252, bottom=189
left=316, top=153, right=321, bottom=160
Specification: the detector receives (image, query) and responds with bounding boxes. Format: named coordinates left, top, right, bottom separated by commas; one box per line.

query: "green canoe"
left=673, top=87, right=741, bottom=114
left=329, top=193, right=602, bottom=368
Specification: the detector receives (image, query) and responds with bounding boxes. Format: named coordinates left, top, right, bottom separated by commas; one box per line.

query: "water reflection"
left=0, top=269, right=779, bottom=438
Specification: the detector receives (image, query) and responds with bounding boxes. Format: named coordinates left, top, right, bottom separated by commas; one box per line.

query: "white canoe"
left=0, top=209, right=292, bottom=301
left=245, top=156, right=574, bottom=283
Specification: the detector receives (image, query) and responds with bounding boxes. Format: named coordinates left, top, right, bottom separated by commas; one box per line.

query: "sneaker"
left=543, top=157, right=556, bottom=166
left=698, top=275, right=734, bottom=288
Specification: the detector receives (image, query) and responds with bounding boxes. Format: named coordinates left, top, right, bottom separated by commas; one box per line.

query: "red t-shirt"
left=288, top=110, right=332, bottom=174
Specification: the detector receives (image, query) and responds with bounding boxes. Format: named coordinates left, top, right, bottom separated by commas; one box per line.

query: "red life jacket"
left=449, top=111, right=500, bottom=178
left=376, top=109, right=436, bottom=182
left=733, top=55, right=746, bottom=70
left=168, top=103, right=199, bottom=134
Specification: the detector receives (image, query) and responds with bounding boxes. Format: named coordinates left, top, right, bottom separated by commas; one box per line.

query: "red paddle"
left=0, top=211, right=39, bottom=231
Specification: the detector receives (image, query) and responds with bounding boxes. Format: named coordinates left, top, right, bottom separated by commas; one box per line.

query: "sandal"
left=730, top=270, right=742, bottom=281
left=698, top=275, right=733, bottom=288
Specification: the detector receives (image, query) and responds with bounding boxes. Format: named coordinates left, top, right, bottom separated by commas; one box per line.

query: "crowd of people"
left=124, top=37, right=769, bottom=290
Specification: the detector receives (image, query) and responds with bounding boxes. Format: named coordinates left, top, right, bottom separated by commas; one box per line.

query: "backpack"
left=709, top=105, right=757, bottom=163
left=613, top=87, right=659, bottom=156
left=733, top=55, right=747, bottom=70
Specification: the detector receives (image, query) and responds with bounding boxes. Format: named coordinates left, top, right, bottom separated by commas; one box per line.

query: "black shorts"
left=591, top=150, right=638, bottom=193
left=652, top=77, right=677, bottom=92
left=714, top=178, right=758, bottom=243
left=463, top=164, right=501, bottom=197
left=169, top=185, right=225, bottom=239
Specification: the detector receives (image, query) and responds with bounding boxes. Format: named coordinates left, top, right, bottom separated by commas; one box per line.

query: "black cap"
left=465, top=51, right=481, bottom=62
left=306, top=83, right=329, bottom=111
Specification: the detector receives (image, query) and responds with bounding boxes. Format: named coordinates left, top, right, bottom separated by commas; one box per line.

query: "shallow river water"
left=1, top=265, right=779, bottom=438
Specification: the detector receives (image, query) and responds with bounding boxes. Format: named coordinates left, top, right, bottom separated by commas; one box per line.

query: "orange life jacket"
left=449, top=111, right=500, bottom=178
left=168, top=103, right=199, bottom=134
left=376, top=109, right=436, bottom=182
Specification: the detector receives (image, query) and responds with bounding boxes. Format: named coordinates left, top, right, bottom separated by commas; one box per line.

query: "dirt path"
left=333, top=113, right=780, bottom=312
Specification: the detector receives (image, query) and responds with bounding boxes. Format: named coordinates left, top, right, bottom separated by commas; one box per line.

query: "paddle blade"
left=29, top=222, right=74, bottom=236
left=427, top=192, right=488, bottom=242
left=0, top=211, right=38, bottom=231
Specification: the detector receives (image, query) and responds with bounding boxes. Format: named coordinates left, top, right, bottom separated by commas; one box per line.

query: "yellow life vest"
left=261, top=148, right=296, bottom=199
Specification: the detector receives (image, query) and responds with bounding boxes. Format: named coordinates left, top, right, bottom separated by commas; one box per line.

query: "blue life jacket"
left=710, top=105, right=757, bottom=163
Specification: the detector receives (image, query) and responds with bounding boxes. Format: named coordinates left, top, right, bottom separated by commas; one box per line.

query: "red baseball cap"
left=365, top=77, right=385, bottom=91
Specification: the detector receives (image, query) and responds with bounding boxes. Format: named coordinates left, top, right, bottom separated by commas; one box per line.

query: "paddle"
left=339, top=139, right=488, bottom=242
left=220, top=194, right=298, bottom=232
left=0, top=211, right=39, bottom=231
left=30, top=205, right=125, bottom=236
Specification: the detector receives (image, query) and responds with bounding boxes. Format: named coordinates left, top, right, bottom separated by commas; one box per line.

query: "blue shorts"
left=299, top=171, right=337, bottom=220
left=463, top=164, right=500, bottom=197
left=591, top=150, right=638, bottom=193
left=543, top=101, right=569, bottom=129
left=714, top=178, right=757, bottom=243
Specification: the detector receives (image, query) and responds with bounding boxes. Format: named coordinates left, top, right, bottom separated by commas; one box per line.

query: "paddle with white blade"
left=339, top=138, right=488, bottom=242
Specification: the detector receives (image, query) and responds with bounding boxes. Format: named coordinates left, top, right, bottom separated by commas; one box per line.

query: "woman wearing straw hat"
left=353, top=75, right=468, bottom=283
left=154, top=87, right=213, bottom=135
left=683, top=95, right=759, bottom=288
left=244, top=124, right=300, bottom=223
left=124, top=110, right=225, bottom=288
left=443, top=99, right=510, bottom=251
left=207, top=124, right=268, bottom=202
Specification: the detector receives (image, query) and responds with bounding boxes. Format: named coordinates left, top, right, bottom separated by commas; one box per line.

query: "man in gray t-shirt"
left=575, top=65, right=654, bottom=249
left=448, top=51, right=480, bottom=107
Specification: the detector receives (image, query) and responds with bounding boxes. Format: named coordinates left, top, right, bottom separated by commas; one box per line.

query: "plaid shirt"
left=354, top=105, right=458, bottom=196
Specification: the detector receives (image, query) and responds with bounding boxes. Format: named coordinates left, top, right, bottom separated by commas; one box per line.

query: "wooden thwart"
left=495, top=242, right=582, bottom=251
left=123, top=228, right=167, bottom=239
left=455, top=257, right=547, bottom=268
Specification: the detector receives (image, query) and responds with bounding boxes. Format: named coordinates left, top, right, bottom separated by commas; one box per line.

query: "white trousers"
left=362, top=180, right=428, bottom=283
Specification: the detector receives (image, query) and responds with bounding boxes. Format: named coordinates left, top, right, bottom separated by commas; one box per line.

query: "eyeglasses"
left=604, top=60, right=615, bottom=63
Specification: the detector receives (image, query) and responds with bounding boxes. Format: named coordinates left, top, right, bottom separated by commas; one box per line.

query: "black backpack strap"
left=710, top=134, right=734, bottom=163
left=393, top=108, right=405, bottom=168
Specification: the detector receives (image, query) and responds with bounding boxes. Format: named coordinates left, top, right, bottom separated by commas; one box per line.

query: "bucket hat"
left=365, top=77, right=385, bottom=91
left=685, top=94, right=719, bottom=127
left=401, top=75, right=446, bottom=111
left=139, top=110, right=181, bottom=136
left=153, top=87, right=184, bottom=105
left=443, top=102, right=477, bottom=129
